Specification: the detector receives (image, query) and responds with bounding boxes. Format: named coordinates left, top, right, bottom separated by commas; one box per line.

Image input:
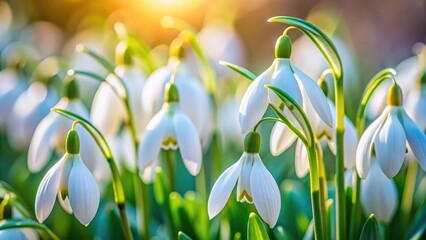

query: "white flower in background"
left=198, top=20, right=245, bottom=79
left=361, top=159, right=398, bottom=223
left=35, top=129, right=100, bottom=226
left=356, top=83, right=426, bottom=179
left=292, top=35, right=359, bottom=93
left=240, top=35, right=332, bottom=141
left=291, top=98, right=358, bottom=177
left=367, top=44, right=425, bottom=118
left=138, top=82, right=202, bottom=183
left=7, top=81, right=57, bottom=149
left=107, top=127, right=136, bottom=170
left=142, top=55, right=213, bottom=149
left=0, top=229, right=28, bottom=240
left=28, top=78, right=101, bottom=173
left=91, top=41, right=147, bottom=139
left=208, top=131, right=280, bottom=228
left=0, top=68, right=27, bottom=129
left=405, top=73, right=426, bottom=132
left=217, top=98, right=244, bottom=148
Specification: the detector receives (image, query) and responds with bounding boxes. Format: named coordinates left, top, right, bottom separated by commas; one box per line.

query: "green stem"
left=165, top=150, right=175, bottom=192
left=401, top=160, right=418, bottom=230
left=307, top=146, right=325, bottom=240
left=0, top=219, right=60, bottom=240
left=334, top=79, right=346, bottom=240
left=316, top=141, right=328, bottom=240
left=349, top=69, right=396, bottom=240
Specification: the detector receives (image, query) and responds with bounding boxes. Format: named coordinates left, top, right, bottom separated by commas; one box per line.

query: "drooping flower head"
left=208, top=131, right=281, bottom=228
left=239, top=34, right=332, bottom=155
left=141, top=39, right=213, bottom=149
left=138, top=78, right=203, bottom=183
left=35, top=129, right=100, bottom=226
left=356, top=82, right=426, bottom=179
left=91, top=41, right=147, bottom=139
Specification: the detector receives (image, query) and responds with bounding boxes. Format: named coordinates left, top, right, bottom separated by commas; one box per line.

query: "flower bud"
left=164, top=82, right=179, bottom=103
left=387, top=83, right=403, bottom=106
left=244, top=131, right=261, bottom=153
left=64, top=75, right=79, bottom=99
left=169, top=38, right=185, bottom=60
left=115, top=41, right=133, bottom=66
left=66, top=129, right=80, bottom=154
left=275, top=35, right=292, bottom=59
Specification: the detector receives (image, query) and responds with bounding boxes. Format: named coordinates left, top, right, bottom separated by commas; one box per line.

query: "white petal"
left=269, top=59, right=302, bottom=107
left=137, top=109, right=168, bottom=171
left=35, top=157, right=64, bottom=223
left=58, top=194, right=73, bottom=214
left=28, top=113, right=59, bottom=172
left=361, top=161, right=398, bottom=223
left=141, top=66, right=171, bottom=119
left=208, top=155, right=243, bottom=219
left=343, top=116, right=358, bottom=169
left=270, top=121, right=297, bottom=156
left=375, top=108, right=406, bottom=178
left=356, top=107, right=390, bottom=178
left=236, top=154, right=254, bottom=203
left=293, top=65, right=333, bottom=126
left=405, top=88, right=426, bottom=131
left=174, top=111, right=203, bottom=175
left=68, top=155, right=100, bottom=226
left=295, top=140, right=309, bottom=178
left=401, top=110, right=426, bottom=171
left=141, top=160, right=160, bottom=184
left=90, top=82, right=125, bottom=136
left=239, top=64, right=274, bottom=133
left=77, top=125, right=102, bottom=173
left=250, top=154, right=281, bottom=228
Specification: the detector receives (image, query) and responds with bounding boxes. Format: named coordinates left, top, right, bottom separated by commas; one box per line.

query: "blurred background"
left=1, top=0, right=425, bottom=239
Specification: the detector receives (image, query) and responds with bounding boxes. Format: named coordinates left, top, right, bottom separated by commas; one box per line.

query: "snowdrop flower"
left=356, top=83, right=426, bottom=179
left=0, top=68, right=27, bottom=129
left=367, top=45, right=425, bottom=117
left=141, top=41, right=213, bottom=149
left=292, top=97, right=358, bottom=177
left=208, top=131, right=281, bottom=228
left=91, top=41, right=147, bottom=138
left=361, top=159, right=398, bottom=223
left=7, top=81, right=57, bottom=149
left=35, top=129, right=100, bottom=226
left=138, top=81, right=202, bottom=183
left=28, top=77, right=101, bottom=173
left=240, top=35, right=332, bottom=147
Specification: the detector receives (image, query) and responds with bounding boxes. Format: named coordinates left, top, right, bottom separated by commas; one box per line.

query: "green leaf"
left=407, top=205, right=426, bottom=239
left=219, top=61, right=256, bottom=81
left=178, top=231, right=192, bottom=240
left=0, top=218, right=60, bottom=240
left=359, top=214, right=381, bottom=240
left=153, top=169, right=170, bottom=205
left=247, top=213, right=270, bottom=240
left=268, top=16, right=343, bottom=80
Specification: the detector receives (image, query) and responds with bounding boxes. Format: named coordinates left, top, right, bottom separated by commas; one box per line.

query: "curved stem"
left=349, top=68, right=396, bottom=240
left=0, top=219, right=60, bottom=240
left=71, top=121, right=132, bottom=240
left=253, top=117, right=283, bottom=132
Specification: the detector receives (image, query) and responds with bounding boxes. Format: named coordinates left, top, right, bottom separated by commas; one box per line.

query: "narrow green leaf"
left=407, top=205, right=426, bottom=239
left=268, top=16, right=342, bottom=80
left=178, top=231, right=192, bottom=240
left=359, top=214, right=381, bottom=240
left=247, top=213, right=270, bottom=240
left=0, top=218, right=60, bottom=240
left=153, top=169, right=170, bottom=205
left=219, top=61, right=256, bottom=81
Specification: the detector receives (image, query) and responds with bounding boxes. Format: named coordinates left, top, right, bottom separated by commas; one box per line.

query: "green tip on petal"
left=64, top=74, right=80, bottom=100
left=320, top=79, right=328, bottom=96
left=244, top=131, right=261, bottom=153
left=169, top=38, right=186, bottom=60
left=66, top=129, right=80, bottom=154
left=387, top=82, right=403, bottom=106
left=115, top=41, right=133, bottom=65
left=164, top=82, right=179, bottom=103
left=275, top=35, right=292, bottom=59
